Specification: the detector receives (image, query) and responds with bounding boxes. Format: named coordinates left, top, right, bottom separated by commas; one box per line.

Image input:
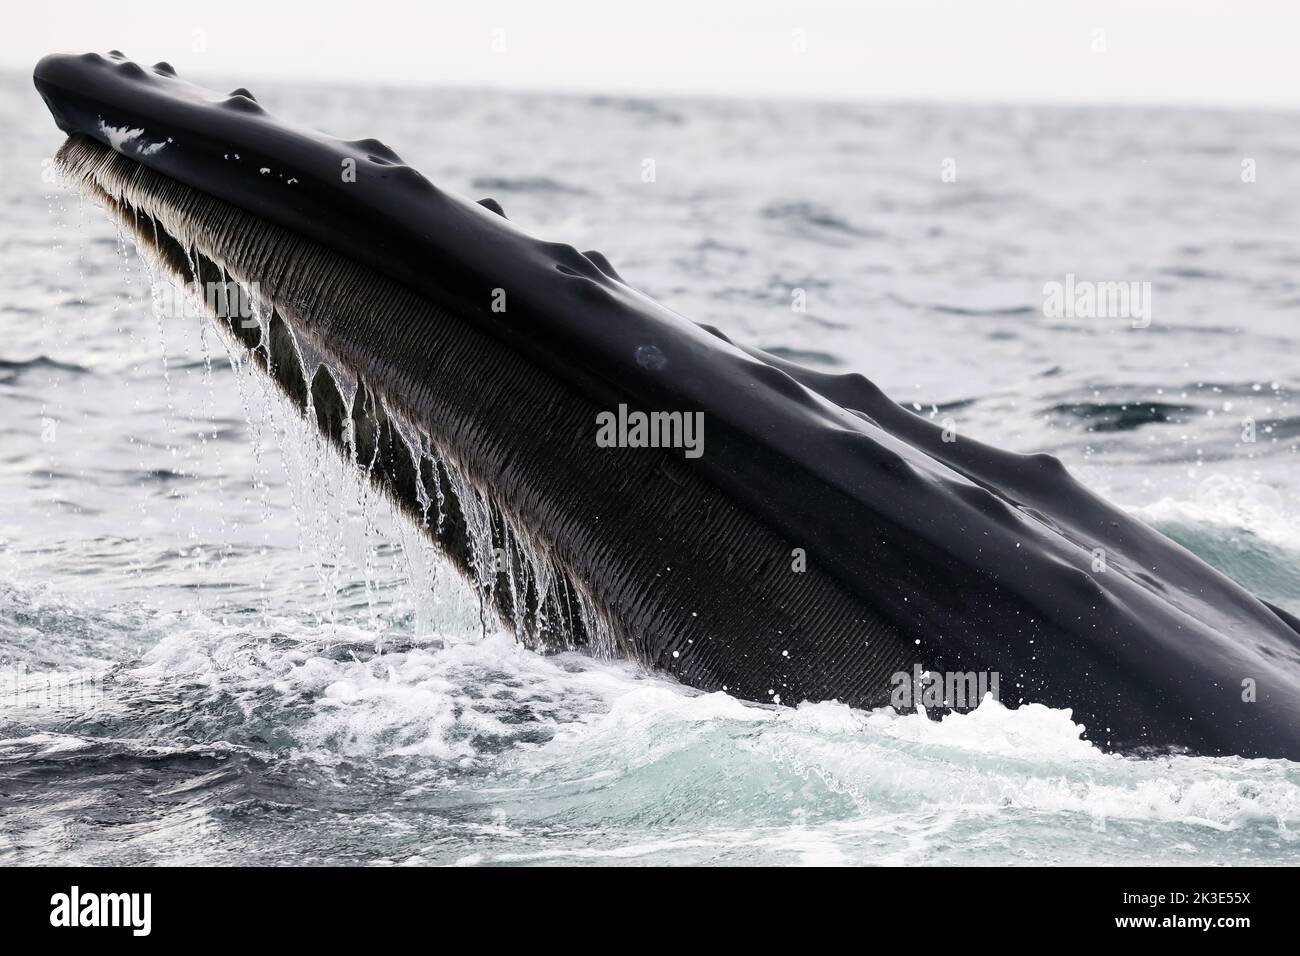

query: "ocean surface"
left=2, top=71, right=1299, bottom=865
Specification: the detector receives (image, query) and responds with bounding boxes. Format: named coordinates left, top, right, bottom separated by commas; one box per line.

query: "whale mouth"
left=54, top=132, right=615, bottom=655
left=54, top=130, right=911, bottom=707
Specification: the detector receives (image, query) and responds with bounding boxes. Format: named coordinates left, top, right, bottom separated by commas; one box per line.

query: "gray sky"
left=7, top=0, right=1298, bottom=107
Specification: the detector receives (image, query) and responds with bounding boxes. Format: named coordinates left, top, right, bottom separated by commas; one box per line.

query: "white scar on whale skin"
left=97, top=118, right=168, bottom=155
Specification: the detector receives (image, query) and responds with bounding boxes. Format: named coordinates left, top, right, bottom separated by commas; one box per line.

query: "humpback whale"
left=32, top=51, right=1300, bottom=759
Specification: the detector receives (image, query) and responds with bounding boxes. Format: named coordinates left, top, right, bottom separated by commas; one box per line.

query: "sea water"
left=1, top=74, right=1298, bottom=865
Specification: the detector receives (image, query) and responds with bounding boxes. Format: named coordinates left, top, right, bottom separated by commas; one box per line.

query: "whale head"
left=33, top=51, right=1300, bottom=758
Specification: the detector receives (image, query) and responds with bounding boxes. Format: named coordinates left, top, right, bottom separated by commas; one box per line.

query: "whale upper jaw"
left=34, top=51, right=1300, bottom=760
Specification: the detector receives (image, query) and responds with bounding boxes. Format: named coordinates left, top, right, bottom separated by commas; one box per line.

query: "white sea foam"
left=1133, top=474, right=1300, bottom=553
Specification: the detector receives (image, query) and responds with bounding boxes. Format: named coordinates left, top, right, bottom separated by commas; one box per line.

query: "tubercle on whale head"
left=32, top=52, right=1300, bottom=760
left=33, top=51, right=420, bottom=205
left=31, top=51, right=631, bottom=358
left=38, top=52, right=340, bottom=143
